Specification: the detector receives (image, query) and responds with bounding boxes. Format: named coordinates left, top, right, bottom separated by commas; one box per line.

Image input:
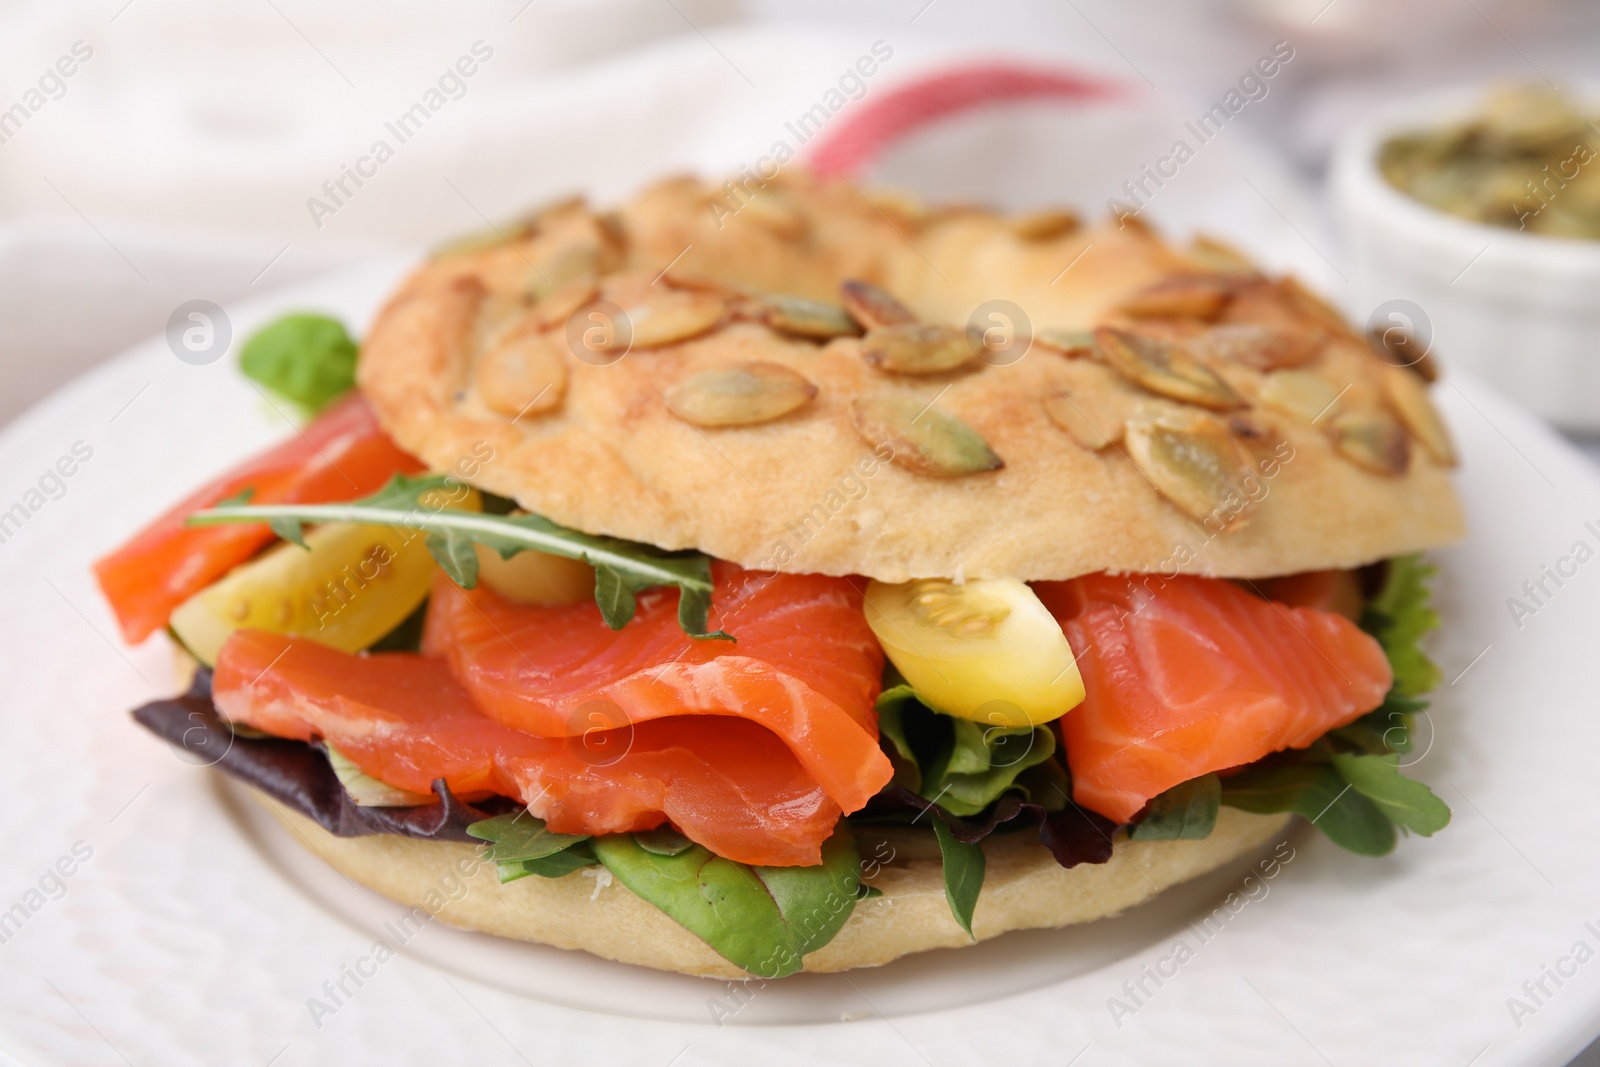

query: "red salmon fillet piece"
left=1035, top=573, right=1393, bottom=823
left=212, top=630, right=842, bottom=866
left=421, top=564, right=892, bottom=814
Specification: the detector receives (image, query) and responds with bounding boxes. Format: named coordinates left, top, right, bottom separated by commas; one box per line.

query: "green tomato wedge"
left=169, top=521, right=437, bottom=666
left=864, top=577, right=1084, bottom=727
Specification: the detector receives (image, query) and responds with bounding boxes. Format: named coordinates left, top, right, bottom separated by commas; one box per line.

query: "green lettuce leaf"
left=875, top=683, right=1059, bottom=816
left=931, top=817, right=984, bottom=939
left=591, top=822, right=864, bottom=976
left=239, top=313, right=358, bottom=414
left=466, top=812, right=596, bottom=883
left=188, top=473, right=730, bottom=640
left=751, top=831, right=864, bottom=957
left=1130, top=773, right=1220, bottom=841
left=875, top=684, right=925, bottom=791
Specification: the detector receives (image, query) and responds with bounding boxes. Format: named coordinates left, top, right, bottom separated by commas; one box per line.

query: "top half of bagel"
left=356, top=172, right=1464, bottom=583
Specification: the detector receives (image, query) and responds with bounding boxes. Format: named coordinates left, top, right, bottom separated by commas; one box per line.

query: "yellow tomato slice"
left=864, top=577, right=1085, bottom=727
left=170, top=521, right=436, bottom=666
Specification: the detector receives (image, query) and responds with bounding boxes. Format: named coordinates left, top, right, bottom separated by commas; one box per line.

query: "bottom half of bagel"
left=251, top=789, right=1292, bottom=979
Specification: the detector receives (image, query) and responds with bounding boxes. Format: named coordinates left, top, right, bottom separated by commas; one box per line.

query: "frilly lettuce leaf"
left=1334, top=554, right=1442, bottom=755
left=1364, top=554, right=1444, bottom=698
left=875, top=683, right=1059, bottom=817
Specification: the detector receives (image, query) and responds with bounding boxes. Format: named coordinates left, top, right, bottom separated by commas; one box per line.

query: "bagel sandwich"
left=104, top=171, right=1461, bottom=979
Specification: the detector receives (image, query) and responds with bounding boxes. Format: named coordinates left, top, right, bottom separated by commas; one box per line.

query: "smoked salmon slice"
left=422, top=565, right=893, bottom=814
left=1035, top=573, right=1392, bottom=824
left=212, top=630, right=843, bottom=866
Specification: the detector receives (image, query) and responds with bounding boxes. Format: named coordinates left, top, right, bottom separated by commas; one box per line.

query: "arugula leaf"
left=591, top=823, right=864, bottom=976
left=1329, top=753, right=1451, bottom=836
left=1130, top=774, right=1220, bottom=841
left=187, top=473, right=732, bottom=640
left=425, top=527, right=480, bottom=586
left=1329, top=690, right=1425, bottom=755
left=931, top=817, right=984, bottom=938
left=215, top=487, right=255, bottom=508
left=239, top=313, right=358, bottom=414
left=466, top=812, right=596, bottom=883
left=875, top=683, right=1058, bottom=816
left=1222, top=761, right=1397, bottom=856
left=268, top=515, right=309, bottom=549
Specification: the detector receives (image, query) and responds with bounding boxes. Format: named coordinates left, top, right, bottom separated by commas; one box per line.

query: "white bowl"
left=1332, top=84, right=1600, bottom=431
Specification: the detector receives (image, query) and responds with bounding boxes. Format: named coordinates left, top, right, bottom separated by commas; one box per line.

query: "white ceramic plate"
left=3, top=258, right=1600, bottom=1067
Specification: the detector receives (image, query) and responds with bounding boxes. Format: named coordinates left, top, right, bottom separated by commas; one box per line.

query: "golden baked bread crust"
left=358, top=174, right=1463, bottom=582
left=253, top=789, right=1291, bottom=979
